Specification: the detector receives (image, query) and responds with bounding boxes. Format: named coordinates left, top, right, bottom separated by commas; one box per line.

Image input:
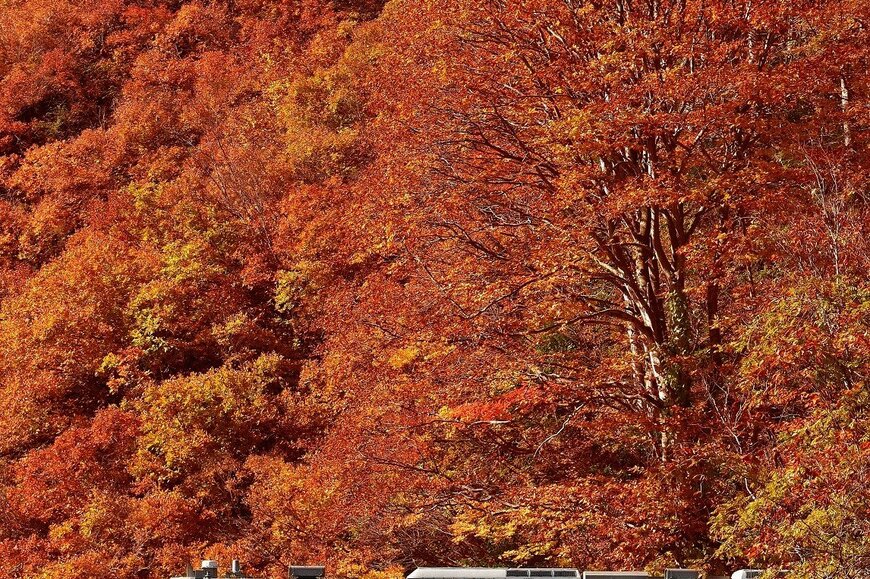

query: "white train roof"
left=408, top=569, right=580, bottom=579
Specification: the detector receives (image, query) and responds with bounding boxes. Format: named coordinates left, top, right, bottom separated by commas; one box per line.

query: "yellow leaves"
left=384, top=334, right=460, bottom=372
left=126, top=181, right=175, bottom=247
left=210, top=311, right=251, bottom=346
left=275, top=260, right=325, bottom=315
left=455, top=507, right=531, bottom=543
left=486, top=370, right=520, bottom=397
left=247, top=455, right=344, bottom=547
left=431, top=59, right=450, bottom=82
left=449, top=512, right=493, bottom=542
left=388, top=345, right=421, bottom=369
left=336, top=18, right=359, bottom=40
left=124, top=218, right=240, bottom=356
left=48, top=520, right=76, bottom=543
left=266, top=33, right=376, bottom=185
left=135, top=353, right=289, bottom=472
left=502, top=542, right=559, bottom=565
left=281, top=68, right=362, bottom=130
left=77, top=492, right=125, bottom=542
left=129, top=309, right=167, bottom=354
left=425, top=341, right=457, bottom=362
left=161, top=239, right=211, bottom=281
left=334, top=562, right=404, bottom=579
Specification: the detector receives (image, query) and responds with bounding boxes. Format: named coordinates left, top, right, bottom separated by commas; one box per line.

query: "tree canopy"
left=0, top=0, right=867, bottom=577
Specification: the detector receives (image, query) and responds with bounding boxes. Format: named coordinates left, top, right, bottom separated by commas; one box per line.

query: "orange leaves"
left=4, top=129, right=122, bottom=261
left=449, top=384, right=547, bottom=423
left=0, top=0, right=866, bottom=575
left=9, top=408, right=139, bottom=525
left=0, top=230, right=155, bottom=452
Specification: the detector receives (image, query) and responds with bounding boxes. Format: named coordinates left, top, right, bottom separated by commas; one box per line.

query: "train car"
left=407, top=569, right=581, bottom=579
left=408, top=568, right=709, bottom=579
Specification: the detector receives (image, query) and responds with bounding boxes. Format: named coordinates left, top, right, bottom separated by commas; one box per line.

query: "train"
left=171, top=561, right=767, bottom=579
left=406, top=567, right=765, bottom=579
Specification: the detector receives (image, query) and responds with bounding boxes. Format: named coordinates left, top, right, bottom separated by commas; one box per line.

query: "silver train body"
left=406, top=567, right=767, bottom=579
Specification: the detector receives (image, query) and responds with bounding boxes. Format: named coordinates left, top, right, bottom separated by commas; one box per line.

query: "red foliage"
left=0, top=0, right=866, bottom=576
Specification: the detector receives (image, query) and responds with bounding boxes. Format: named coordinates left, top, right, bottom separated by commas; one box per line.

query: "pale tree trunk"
left=609, top=206, right=696, bottom=460
left=840, top=75, right=851, bottom=148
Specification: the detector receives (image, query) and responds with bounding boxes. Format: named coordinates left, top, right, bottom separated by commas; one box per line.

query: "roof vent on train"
left=171, top=559, right=258, bottom=578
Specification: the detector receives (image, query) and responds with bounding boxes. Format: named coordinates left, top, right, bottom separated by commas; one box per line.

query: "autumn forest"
left=0, top=0, right=867, bottom=576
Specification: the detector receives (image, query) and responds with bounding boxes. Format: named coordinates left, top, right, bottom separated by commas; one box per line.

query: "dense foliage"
left=0, top=0, right=867, bottom=577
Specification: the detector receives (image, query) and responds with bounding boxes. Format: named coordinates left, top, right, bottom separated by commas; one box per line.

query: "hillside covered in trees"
left=0, top=0, right=867, bottom=576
